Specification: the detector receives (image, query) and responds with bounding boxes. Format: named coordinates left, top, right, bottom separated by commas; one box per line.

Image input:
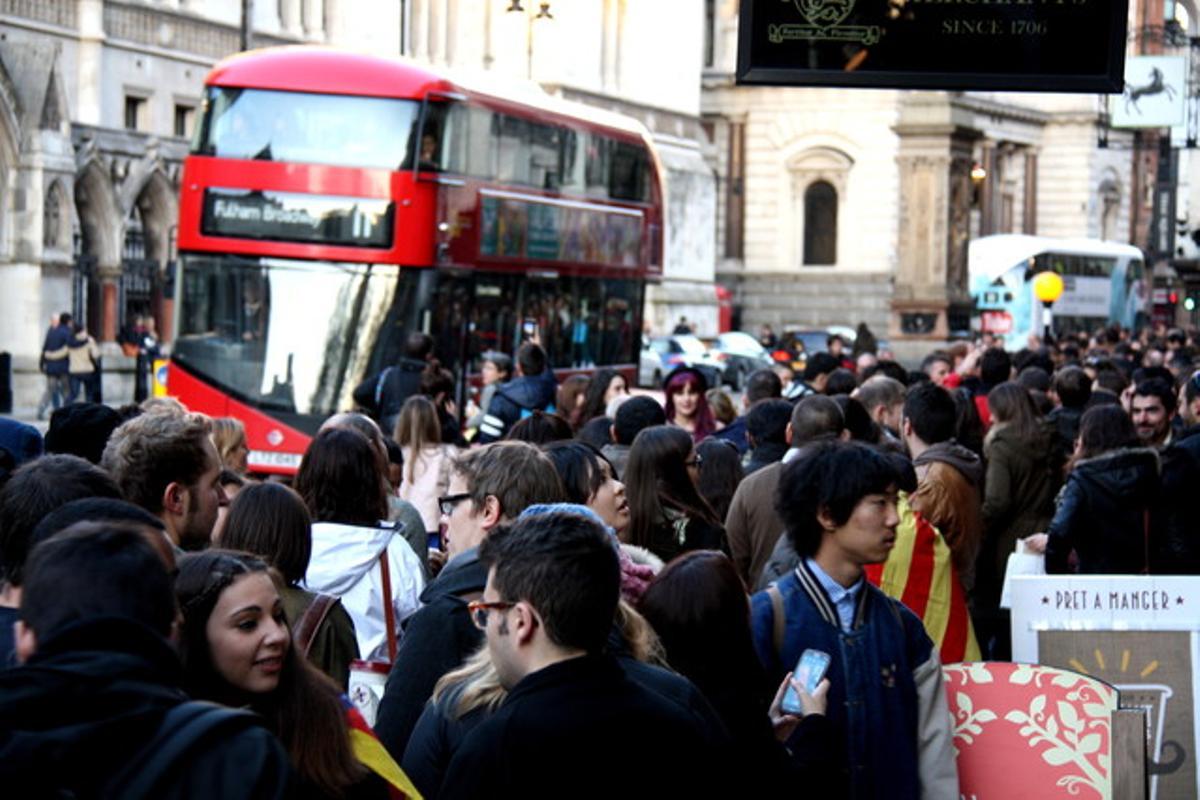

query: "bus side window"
left=530, top=122, right=561, bottom=191
left=496, top=115, right=531, bottom=184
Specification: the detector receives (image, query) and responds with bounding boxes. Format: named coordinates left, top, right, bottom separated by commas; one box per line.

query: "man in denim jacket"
left=750, top=440, right=958, bottom=799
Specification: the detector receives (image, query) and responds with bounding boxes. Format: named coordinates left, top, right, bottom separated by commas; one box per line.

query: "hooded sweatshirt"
left=911, top=440, right=984, bottom=586
left=303, top=521, right=425, bottom=661
left=1045, top=447, right=1161, bottom=575
left=477, top=370, right=557, bottom=443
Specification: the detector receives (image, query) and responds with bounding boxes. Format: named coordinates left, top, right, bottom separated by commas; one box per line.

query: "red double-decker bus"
left=171, top=47, right=664, bottom=473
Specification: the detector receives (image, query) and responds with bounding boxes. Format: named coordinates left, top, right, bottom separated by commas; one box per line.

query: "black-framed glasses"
left=685, top=453, right=703, bottom=467
left=438, top=493, right=472, bottom=516
left=467, top=600, right=516, bottom=630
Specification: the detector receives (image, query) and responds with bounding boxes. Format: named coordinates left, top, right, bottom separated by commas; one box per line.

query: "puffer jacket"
left=1045, top=448, right=1160, bottom=575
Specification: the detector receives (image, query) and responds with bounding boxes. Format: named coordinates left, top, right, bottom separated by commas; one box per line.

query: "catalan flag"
left=865, top=493, right=981, bottom=663
left=343, top=698, right=424, bottom=799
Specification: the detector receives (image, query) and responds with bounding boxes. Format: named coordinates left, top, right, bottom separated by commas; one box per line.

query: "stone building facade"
left=0, top=0, right=718, bottom=412
left=0, top=0, right=349, bottom=410
left=701, top=0, right=1140, bottom=361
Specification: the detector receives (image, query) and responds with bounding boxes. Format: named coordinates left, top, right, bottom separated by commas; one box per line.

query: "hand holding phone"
left=781, top=649, right=831, bottom=716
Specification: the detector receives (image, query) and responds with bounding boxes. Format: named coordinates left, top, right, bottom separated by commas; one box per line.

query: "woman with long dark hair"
left=625, top=425, right=726, bottom=561
left=541, top=441, right=630, bottom=536
left=294, top=428, right=424, bottom=662
left=221, top=482, right=359, bottom=689
left=1041, top=405, right=1159, bottom=574
left=662, top=366, right=716, bottom=442
left=175, top=550, right=419, bottom=799
left=638, top=550, right=833, bottom=795
left=695, top=438, right=744, bottom=523
left=578, top=368, right=629, bottom=425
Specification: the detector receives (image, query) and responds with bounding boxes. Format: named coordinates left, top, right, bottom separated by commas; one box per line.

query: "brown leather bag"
left=293, top=593, right=338, bottom=658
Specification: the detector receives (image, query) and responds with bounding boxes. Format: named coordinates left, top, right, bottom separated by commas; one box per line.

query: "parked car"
left=708, top=332, right=774, bottom=391
left=638, top=335, right=723, bottom=389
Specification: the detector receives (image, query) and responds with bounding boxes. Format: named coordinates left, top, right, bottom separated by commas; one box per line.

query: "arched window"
left=803, top=180, right=837, bottom=265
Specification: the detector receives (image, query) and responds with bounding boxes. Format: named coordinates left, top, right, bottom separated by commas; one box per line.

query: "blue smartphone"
left=781, top=648, right=831, bottom=715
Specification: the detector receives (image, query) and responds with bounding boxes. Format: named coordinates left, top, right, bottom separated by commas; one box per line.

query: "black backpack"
left=103, top=701, right=274, bottom=798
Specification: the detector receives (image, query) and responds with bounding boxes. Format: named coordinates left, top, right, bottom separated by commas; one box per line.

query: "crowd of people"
left=1, top=320, right=1199, bottom=798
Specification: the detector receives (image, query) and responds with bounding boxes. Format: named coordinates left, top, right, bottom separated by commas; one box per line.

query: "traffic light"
left=1186, top=295, right=1197, bottom=312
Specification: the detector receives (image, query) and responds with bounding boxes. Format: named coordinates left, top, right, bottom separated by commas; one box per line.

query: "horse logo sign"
left=768, top=0, right=881, bottom=46
left=1111, top=56, right=1187, bottom=129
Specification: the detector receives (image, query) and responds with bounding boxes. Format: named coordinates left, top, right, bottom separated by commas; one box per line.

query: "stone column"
left=76, top=0, right=104, bottom=126
left=280, top=0, right=303, bottom=36
left=890, top=92, right=978, bottom=353
left=98, top=264, right=121, bottom=343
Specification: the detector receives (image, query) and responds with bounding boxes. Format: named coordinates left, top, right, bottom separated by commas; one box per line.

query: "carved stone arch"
left=74, top=156, right=123, bottom=269
left=0, top=56, right=24, bottom=261
left=124, top=163, right=178, bottom=270
left=43, top=177, right=75, bottom=256
left=786, top=144, right=854, bottom=268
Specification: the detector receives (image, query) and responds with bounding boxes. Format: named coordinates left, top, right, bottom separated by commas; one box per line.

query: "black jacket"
left=375, top=549, right=486, bottom=760
left=1046, top=406, right=1084, bottom=463
left=437, top=655, right=727, bottom=799
left=0, top=618, right=290, bottom=799
left=352, top=357, right=426, bottom=430
left=711, top=416, right=749, bottom=454
left=476, top=371, right=557, bottom=443
left=402, top=644, right=729, bottom=799
left=1150, top=434, right=1200, bottom=574
left=1045, top=448, right=1160, bottom=574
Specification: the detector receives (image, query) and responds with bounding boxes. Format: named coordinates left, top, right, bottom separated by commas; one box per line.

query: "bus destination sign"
left=737, top=0, right=1128, bottom=92
left=202, top=188, right=394, bottom=248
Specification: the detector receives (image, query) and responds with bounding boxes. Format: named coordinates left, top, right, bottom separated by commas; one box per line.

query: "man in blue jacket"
left=477, top=342, right=557, bottom=443
left=36, top=313, right=72, bottom=420
left=750, top=440, right=957, bottom=799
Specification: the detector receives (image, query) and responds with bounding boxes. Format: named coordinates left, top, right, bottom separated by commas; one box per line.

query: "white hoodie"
left=302, top=521, right=425, bottom=661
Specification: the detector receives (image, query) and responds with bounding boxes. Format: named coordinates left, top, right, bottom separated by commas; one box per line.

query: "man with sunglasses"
left=375, top=441, right=564, bottom=760
left=440, top=512, right=720, bottom=799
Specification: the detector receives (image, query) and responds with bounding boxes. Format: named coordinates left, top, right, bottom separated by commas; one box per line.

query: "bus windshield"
left=174, top=254, right=644, bottom=430
left=195, top=87, right=420, bottom=170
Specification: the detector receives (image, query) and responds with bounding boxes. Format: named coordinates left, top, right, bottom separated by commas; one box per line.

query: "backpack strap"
left=107, top=701, right=261, bottom=798
left=767, top=583, right=787, bottom=661
left=374, top=366, right=394, bottom=408
left=294, top=593, right=338, bottom=658
left=379, top=547, right=398, bottom=663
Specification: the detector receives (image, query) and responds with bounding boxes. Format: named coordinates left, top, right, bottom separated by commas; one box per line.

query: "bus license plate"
left=247, top=450, right=303, bottom=469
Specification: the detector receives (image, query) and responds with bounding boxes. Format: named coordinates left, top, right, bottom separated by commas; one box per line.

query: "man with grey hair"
left=854, top=375, right=906, bottom=443
left=101, top=412, right=226, bottom=551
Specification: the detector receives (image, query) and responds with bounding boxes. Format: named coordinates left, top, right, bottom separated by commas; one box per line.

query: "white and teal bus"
left=968, top=235, right=1147, bottom=347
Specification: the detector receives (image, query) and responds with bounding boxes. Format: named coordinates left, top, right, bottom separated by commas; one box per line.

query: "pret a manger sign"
left=737, top=0, right=1128, bottom=91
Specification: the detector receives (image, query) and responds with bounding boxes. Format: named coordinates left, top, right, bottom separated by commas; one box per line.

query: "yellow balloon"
left=1032, top=271, right=1064, bottom=304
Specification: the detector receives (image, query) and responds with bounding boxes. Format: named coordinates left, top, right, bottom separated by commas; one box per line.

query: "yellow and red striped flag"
left=865, top=493, right=980, bottom=663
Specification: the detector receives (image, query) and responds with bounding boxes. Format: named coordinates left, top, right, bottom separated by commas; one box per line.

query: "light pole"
left=1032, top=271, right=1064, bottom=344
left=505, top=1, right=553, bottom=80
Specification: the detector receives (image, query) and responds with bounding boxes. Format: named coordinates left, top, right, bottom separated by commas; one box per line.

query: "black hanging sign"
left=737, top=0, right=1128, bottom=92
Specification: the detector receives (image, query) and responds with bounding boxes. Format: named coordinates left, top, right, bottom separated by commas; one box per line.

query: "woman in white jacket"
left=295, top=427, right=424, bottom=662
